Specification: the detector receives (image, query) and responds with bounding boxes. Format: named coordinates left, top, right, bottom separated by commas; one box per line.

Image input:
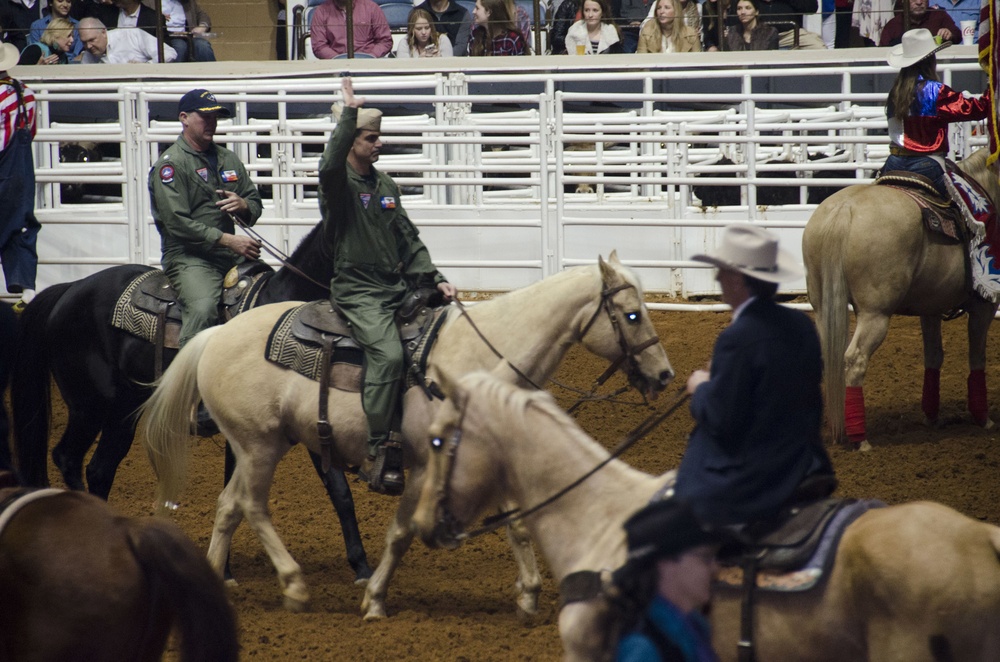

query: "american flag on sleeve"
left=981, top=0, right=1000, bottom=165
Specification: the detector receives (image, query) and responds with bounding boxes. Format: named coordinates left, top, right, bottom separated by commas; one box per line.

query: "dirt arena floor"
left=42, top=308, right=1000, bottom=660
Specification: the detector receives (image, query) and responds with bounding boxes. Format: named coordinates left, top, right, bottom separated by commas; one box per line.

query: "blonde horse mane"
left=958, top=148, right=1000, bottom=204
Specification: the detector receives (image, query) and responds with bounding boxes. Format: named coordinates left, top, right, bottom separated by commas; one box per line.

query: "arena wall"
left=10, top=48, right=988, bottom=303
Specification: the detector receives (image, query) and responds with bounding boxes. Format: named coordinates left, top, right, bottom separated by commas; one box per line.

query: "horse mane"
left=286, top=222, right=331, bottom=272
left=460, top=371, right=614, bottom=461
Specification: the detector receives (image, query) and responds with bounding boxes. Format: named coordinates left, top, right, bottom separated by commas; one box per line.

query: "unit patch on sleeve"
left=159, top=165, right=175, bottom=184
left=220, top=170, right=238, bottom=182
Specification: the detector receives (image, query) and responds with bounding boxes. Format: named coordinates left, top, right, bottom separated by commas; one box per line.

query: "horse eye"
left=430, top=436, right=444, bottom=450
left=626, top=312, right=639, bottom=323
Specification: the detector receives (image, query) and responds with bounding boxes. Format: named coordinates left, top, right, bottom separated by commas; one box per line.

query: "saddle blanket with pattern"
left=715, top=499, right=885, bottom=593
left=945, top=163, right=1000, bottom=303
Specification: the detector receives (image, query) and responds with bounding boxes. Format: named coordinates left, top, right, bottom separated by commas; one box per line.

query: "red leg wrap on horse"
left=844, top=386, right=866, bottom=443
left=922, top=368, right=941, bottom=422
left=968, top=369, right=989, bottom=426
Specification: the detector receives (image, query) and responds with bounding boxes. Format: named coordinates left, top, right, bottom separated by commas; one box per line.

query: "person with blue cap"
left=148, top=88, right=262, bottom=350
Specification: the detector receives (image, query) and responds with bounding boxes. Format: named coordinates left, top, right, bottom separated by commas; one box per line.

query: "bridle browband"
left=428, top=387, right=690, bottom=543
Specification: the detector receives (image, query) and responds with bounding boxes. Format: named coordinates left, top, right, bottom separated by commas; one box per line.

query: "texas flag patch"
left=220, top=170, right=238, bottom=182
left=159, top=164, right=174, bottom=183
left=359, top=193, right=372, bottom=209
left=380, top=196, right=396, bottom=210
left=196, top=167, right=209, bottom=182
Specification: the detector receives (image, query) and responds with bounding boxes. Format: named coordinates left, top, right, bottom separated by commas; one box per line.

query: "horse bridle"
left=573, top=281, right=664, bottom=404
left=455, top=277, right=663, bottom=401
left=426, top=386, right=690, bottom=545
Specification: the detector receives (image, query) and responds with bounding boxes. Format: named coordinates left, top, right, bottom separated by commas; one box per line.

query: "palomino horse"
left=10, top=221, right=372, bottom=581
left=413, top=370, right=1000, bottom=661
left=141, top=253, right=674, bottom=619
left=802, top=148, right=1000, bottom=449
left=0, top=480, right=238, bottom=661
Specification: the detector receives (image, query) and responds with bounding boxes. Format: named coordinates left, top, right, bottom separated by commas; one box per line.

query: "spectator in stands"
left=469, top=0, right=526, bottom=55
left=726, top=0, right=779, bottom=49
left=0, top=40, right=40, bottom=311
left=504, top=0, right=532, bottom=47
left=637, top=0, right=701, bottom=52
left=160, top=0, right=216, bottom=62
left=878, top=0, right=959, bottom=46
left=1, top=0, right=41, bottom=51
left=71, top=0, right=118, bottom=28
left=395, top=7, right=453, bottom=56
left=565, top=0, right=622, bottom=53
left=19, top=16, right=74, bottom=63
left=549, top=0, right=578, bottom=53
left=701, top=0, right=737, bottom=50
left=113, top=0, right=166, bottom=38
left=642, top=0, right=701, bottom=41
left=310, top=0, right=392, bottom=58
left=28, top=0, right=84, bottom=62
left=756, top=0, right=826, bottom=48
left=414, top=0, right=472, bottom=55
left=939, top=0, right=978, bottom=41
left=78, top=15, right=177, bottom=61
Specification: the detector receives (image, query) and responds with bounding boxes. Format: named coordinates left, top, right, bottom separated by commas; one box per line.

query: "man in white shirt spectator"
left=78, top=16, right=177, bottom=62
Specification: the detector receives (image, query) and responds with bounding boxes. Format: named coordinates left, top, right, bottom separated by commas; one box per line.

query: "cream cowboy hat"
left=691, top=223, right=803, bottom=283
left=887, top=28, right=950, bottom=69
left=0, top=42, right=20, bottom=72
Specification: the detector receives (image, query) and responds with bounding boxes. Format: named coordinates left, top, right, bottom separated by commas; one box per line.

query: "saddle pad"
left=715, top=499, right=885, bottom=593
left=944, top=163, right=1000, bottom=302
left=110, top=269, right=170, bottom=345
left=265, top=304, right=362, bottom=392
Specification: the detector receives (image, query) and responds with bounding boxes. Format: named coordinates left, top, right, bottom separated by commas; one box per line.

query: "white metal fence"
left=13, top=49, right=989, bottom=300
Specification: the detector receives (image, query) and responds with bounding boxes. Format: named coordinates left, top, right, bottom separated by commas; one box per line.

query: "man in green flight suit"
left=320, top=77, right=456, bottom=495
left=149, top=88, right=263, bottom=349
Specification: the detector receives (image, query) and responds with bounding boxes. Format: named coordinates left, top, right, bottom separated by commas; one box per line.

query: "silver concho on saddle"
left=110, top=261, right=273, bottom=351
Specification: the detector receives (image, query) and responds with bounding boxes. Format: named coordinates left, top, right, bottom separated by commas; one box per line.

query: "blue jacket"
left=616, top=596, right=718, bottom=662
left=674, top=297, right=833, bottom=525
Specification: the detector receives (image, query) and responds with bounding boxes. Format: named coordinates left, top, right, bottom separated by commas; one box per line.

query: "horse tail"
left=817, top=213, right=851, bottom=444
left=125, top=517, right=238, bottom=662
left=11, top=282, right=73, bottom=486
left=141, top=326, right=221, bottom=509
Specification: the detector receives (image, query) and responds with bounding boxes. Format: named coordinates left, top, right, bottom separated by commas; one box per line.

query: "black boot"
left=359, top=437, right=404, bottom=496
left=193, top=402, right=219, bottom=437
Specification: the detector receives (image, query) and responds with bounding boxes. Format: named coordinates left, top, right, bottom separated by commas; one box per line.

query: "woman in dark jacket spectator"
left=725, top=0, right=778, bottom=50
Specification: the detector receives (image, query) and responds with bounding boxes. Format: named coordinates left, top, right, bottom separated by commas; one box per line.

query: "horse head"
left=413, top=366, right=509, bottom=550
left=587, top=251, right=674, bottom=399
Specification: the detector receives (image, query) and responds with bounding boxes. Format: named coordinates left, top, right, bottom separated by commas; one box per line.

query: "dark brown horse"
left=0, top=480, right=238, bottom=662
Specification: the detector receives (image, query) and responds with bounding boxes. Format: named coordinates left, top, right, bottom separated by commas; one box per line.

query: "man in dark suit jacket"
left=112, top=0, right=166, bottom=38
left=672, top=224, right=834, bottom=526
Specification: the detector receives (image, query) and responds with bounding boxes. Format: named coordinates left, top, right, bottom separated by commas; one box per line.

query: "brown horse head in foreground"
left=0, top=485, right=237, bottom=662
left=803, top=148, right=1000, bottom=449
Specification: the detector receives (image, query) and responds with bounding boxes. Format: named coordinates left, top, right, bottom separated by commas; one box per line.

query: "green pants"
left=339, top=300, right=404, bottom=458
left=163, top=257, right=228, bottom=347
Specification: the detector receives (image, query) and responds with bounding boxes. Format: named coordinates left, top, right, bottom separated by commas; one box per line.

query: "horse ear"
left=608, top=249, right=620, bottom=265
left=434, top=364, right=464, bottom=402
left=598, top=252, right=621, bottom=284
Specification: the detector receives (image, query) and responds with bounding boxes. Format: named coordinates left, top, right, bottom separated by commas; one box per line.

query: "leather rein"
left=453, top=280, right=662, bottom=409
left=430, top=386, right=690, bottom=542
left=231, top=214, right=329, bottom=292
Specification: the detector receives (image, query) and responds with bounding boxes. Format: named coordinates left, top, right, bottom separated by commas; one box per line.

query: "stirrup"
left=11, top=299, right=27, bottom=314
left=362, top=438, right=405, bottom=496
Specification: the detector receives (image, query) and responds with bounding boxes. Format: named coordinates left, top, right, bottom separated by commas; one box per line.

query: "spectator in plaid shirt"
left=469, top=0, right=526, bottom=54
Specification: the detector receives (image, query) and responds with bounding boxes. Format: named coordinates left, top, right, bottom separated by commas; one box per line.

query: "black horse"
left=0, top=300, right=16, bottom=475
left=10, top=221, right=373, bottom=582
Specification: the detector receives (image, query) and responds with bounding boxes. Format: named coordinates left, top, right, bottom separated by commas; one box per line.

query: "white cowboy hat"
left=691, top=223, right=803, bottom=283
left=0, top=42, right=19, bottom=72
left=888, top=28, right=950, bottom=69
